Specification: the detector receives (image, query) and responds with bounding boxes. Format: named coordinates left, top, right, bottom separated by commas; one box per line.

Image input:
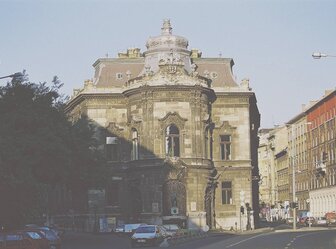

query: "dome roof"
left=145, top=19, right=189, bottom=52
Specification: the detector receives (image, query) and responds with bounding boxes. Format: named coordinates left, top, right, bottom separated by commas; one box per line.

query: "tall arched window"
left=166, top=124, right=180, bottom=157
left=205, top=128, right=209, bottom=159
left=131, top=129, right=139, bottom=160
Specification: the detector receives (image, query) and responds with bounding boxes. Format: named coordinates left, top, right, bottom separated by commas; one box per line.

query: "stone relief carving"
left=106, top=122, right=125, bottom=137
left=158, top=112, right=187, bottom=131
left=163, top=157, right=187, bottom=180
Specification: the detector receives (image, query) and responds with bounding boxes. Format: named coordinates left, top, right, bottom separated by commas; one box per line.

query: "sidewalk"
left=160, top=227, right=274, bottom=247
left=209, top=227, right=274, bottom=236
left=274, top=226, right=336, bottom=233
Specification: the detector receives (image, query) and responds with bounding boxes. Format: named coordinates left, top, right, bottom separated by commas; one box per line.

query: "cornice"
left=65, top=92, right=124, bottom=113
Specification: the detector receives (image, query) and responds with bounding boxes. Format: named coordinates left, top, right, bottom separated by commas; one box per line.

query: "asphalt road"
left=61, top=228, right=336, bottom=249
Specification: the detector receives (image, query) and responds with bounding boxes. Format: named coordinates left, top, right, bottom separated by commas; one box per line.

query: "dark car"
left=131, top=225, right=168, bottom=247
left=0, top=231, right=37, bottom=249
left=32, top=228, right=61, bottom=249
left=18, top=229, right=50, bottom=249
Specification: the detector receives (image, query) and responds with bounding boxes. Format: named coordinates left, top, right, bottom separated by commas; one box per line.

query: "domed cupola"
left=142, top=19, right=192, bottom=75
left=145, top=19, right=189, bottom=52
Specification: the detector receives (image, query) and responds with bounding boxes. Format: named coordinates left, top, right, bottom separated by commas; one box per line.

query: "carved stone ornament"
left=159, top=112, right=187, bottom=131
left=127, top=115, right=142, bottom=133
left=214, top=121, right=236, bottom=133
left=163, top=157, right=188, bottom=180
left=106, top=122, right=124, bottom=137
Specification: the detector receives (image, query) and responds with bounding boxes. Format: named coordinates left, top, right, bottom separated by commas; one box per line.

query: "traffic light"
left=290, top=202, right=298, bottom=209
left=240, top=206, right=245, bottom=214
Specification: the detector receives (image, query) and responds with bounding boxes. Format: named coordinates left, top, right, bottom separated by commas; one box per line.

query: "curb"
left=209, top=227, right=274, bottom=236
left=160, top=231, right=208, bottom=247
left=274, top=226, right=336, bottom=233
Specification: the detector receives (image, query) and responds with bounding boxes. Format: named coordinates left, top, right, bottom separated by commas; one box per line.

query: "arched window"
left=205, top=128, right=209, bottom=159
left=131, top=129, right=139, bottom=160
left=166, top=124, right=180, bottom=157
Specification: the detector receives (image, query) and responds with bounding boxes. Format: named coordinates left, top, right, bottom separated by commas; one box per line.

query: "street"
left=62, top=228, right=336, bottom=249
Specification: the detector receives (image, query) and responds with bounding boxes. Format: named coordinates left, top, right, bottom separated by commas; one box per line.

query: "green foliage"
left=0, top=72, right=106, bottom=228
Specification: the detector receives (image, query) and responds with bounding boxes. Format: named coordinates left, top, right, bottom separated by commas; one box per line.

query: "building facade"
left=258, top=126, right=288, bottom=220
left=287, top=113, right=311, bottom=215
left=306, top=90, right=336, bottom=217
left=65, top=20, right=260, bottom=230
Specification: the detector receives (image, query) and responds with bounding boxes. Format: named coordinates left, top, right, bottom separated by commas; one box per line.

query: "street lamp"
left=291, top=123, right=298, bottom=230
left=312, top=52, right=336, bottom=59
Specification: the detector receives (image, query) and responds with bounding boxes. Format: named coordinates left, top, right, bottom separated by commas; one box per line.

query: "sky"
left=0, top=0, right=335, bottom=128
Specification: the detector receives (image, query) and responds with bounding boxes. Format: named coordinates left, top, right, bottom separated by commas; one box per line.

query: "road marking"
left=226, top=234, right=264, bottom=248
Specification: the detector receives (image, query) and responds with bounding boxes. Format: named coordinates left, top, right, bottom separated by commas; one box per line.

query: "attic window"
left=116, top=73, right=123, bottom=80
left=211, top=72, right=218, bottom=79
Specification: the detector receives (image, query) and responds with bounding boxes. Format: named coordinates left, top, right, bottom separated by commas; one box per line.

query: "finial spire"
left=161, top=19, right=172, bottom=35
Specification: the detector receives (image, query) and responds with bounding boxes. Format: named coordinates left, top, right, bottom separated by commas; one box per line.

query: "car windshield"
left=27, top=232, right=42, bottom=239
left=135, top=226, right=155, bottom=233
left=164, top=224, right=179, bottom=230
left=44, top=230, right=58, bottom=240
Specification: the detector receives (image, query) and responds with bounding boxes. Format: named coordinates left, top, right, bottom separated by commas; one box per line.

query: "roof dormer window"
left=116, top=73, right=123, bottom=80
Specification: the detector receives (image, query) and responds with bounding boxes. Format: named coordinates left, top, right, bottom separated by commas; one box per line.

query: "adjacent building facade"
left=258, top=89, right=336, bottom=221
left=306, top=90, right=336, bottom=217
left=65, top=20, right=260, bottom=230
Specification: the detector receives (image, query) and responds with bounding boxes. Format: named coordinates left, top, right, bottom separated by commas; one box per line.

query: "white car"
left=162, top=224, right=180, bottom=236
left=131, top=225, right=167, bottom=247
left=314, top=217, right=328, bottom=226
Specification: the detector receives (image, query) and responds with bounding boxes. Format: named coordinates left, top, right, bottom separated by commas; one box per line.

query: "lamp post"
left=312, top=52, right=336, bottom=59
left=291, top=124, right=297, bottom=230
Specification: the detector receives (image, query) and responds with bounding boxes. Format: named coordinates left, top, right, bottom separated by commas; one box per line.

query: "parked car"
left=314, top=217, right=328, bottom=226
left=114, top=224, right=125, bottom=234
left=124, top=224, right=146, bottom=236
left=325, top=212, right=336, bottom=225
left=285, top=217, right=294, bottom=225
left=19, top=229, right=49, bottom=249
left=0, top=231, right=37, bottom=249
left=305, top=217, right=315, bottom=227
left=299, top=216, right=307, bottom=225
left=31, top=228, right=61, bottom=249
left=162, top=224, right=180, bottom=237
left=130, top=225, right=168, bottom=247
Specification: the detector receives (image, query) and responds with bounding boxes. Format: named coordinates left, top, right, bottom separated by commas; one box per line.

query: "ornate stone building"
left=65, top=20, right=260, bottom=230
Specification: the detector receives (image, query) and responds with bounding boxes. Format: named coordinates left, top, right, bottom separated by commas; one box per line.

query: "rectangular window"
left=220, top=135, right=231, bottom=160
left=106, top=183, right=119, bottom=206
left=106, top=137, right=119, bottom=161
left=221, top=181, right=232, bottom=204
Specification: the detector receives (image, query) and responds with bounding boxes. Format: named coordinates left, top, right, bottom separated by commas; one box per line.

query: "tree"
left=0, top=72, right=106, bottom=228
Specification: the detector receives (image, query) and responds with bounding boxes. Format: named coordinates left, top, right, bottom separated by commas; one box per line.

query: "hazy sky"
left=1, top=0, right=335, bottom=128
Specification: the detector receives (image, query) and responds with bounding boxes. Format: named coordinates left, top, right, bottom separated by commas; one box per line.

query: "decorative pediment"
left=214, top=121, right=236, bottom=133
left=159, top=112, right=187, bottom=130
